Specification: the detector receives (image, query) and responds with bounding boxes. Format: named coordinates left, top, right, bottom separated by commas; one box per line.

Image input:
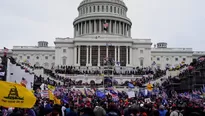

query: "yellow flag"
left=0, top=81, right=36, bottom=108
left=48, top=85, right=55, bottom=91
left=48, top=90, right=61, bottom=105
left=146, top=83, right=153, bottom=91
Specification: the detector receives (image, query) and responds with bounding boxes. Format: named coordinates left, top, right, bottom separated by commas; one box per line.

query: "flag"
left=20, top=78, right=28, bottom=88
left=96, top=90, right=105, bottom=98
left=0, top=81, right=36, bottom=108
left=128, top=83, right=134, bottom=88
left=41, top=90, right=49, bottom=98
left=146, top=83, right=153, bottom=91
left=48, top=85, right=55, bottom=91
left=3, top=47, right=8, bottom=55
left=0, top=72, right=5, bottom=76
left=103, top=21, right=109, bottom=31
left=48, top=90, right=61, bottom=105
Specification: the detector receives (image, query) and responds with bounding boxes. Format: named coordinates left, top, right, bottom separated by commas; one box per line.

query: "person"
left=66, top=106, right=77, bottom=116
left=93, top=105, right=106, bottom=116
left=170, top=107, right=183, bottom=116
left=158, top=105, right=167, bottom=116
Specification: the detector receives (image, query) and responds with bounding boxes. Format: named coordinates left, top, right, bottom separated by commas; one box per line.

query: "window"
left=19, top=56, right=22, bottom=59
left=106, top=6, right=108, bottom=12
left=62, top=57, right=67, bottom=65
left=102, top=6, right=104, bottom=12
left=110, top=6, right=112, bottom=12
left=166, top=58, right=169, bottom=61
left=151, top=57, right=152, bottom=60
left=183, top=58, right=186, bottom=61
left=93, top=6, right=95, bottom=12
left=140, top=50, right=143, bottom=54
left=86, top=7, right=88, bottom=13
left=27, top=56, right=30, bottom=59
left=45, top=56, right=48, bottom=59
left=53, top=56, right=55, bottom=60
left=36, top=56, right=39, bottom=59
left=140, top=59, right=143, bottom=67
left=63, top=49, right=66, bottom=53
left=90, top=6, right=91, bottom=12
left=118, top=8, right=119, bottom=14
left=114, top=7, right=116, bottom=13
left=157, top=58, right=160, bottom=61
left=97, top=6, right=100, bottom=12
left=175, top=58, right=178, bottom=61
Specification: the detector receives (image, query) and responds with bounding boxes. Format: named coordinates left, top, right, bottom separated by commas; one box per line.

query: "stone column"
left=98, top=46, right=100, bottom=66
left=78, top=46, right=81, bottom=66
left=74, top=46, right=77, bottom=65
left=80, top=23, right=83, bottom=35
left=106, top=45, right=108, bottom=58
left=125, top=23, right=127, bottom=36
left=118, top=46, right=120, bottom=64
left=114, top=46, right=117, bottom=63
left=130, top=46, right=132, bottom=65
left=77, top=23, right=79, bottom=36
left=94, top=20, right=97, bottom=33
left=126, top=46, right=128, bottom=66
left=90, top=46, right=92, bottom=66
left=123, top=22, right=125, bottom=36
left=74, top=25, right=76, bottom=37
left=83, top=22, right=86, bottom=34
left=84, top=21, right=87, bottom=34
left=114, top=21, right=116, bottom=34
left=119, top=22, right=122, bottom=35
left=109, top=20, right=112, bottom=34
left=89, top=20, right=92, bottom=34
left=99, top=19, right=101, bottom=33
left=86, top=46, right=89, bottom=66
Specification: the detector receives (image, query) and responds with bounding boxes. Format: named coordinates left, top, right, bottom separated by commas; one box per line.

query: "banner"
left=0, top=81, right=36, bottom=108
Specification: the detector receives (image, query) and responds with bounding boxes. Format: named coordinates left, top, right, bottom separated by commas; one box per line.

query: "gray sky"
left=0, top=0, right=205, bottom=50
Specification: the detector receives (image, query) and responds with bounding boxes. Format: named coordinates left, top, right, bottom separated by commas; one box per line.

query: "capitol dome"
left=73, top=0, right=132, bottom=38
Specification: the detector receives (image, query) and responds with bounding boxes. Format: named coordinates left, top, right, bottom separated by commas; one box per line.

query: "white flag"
left=0, top=72, right=5, bottom=76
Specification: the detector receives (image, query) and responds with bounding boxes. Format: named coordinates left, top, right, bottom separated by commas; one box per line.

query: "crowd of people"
left=1, top=55, right=205, bottom=116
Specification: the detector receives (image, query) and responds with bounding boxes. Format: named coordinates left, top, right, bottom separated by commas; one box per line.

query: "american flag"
left=20, top=79, right=28, bottom=87
left=41, top=90, right=49, bottom=98
left=103, top=21, right=109, bottom=31
left=111, top=94, right=119, bottom=101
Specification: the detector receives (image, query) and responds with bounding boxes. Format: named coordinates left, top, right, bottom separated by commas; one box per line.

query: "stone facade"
left=1, top=0, right=205, bottom=70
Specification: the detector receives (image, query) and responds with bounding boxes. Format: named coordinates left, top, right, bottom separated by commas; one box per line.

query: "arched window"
left=62, top=56, right=67, bottom=65
left=44, top=62, right=49, bottom=69
left=35, top=62, right=40, bottom=67
left=175, top=58, right=178, bottom=61
left=139, top=57, right=144, bottom=67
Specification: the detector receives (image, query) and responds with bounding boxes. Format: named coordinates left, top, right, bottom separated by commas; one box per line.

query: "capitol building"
left=1, top=0, right=205, bottom=70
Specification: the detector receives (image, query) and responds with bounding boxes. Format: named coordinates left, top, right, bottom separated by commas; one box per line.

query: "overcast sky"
left=0, top=0, right=205, bottom=50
